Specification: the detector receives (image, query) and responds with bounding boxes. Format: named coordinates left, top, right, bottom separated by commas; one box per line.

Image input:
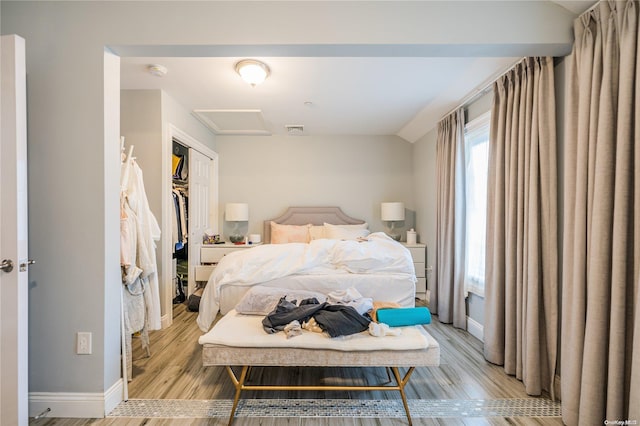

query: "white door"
left=187, top=148, right=210, bottom=297
left=0, top=35, right=29, bottom=426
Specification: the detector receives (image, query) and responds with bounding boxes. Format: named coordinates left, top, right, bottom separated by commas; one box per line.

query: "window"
left=464, top=111, right=490, bottom=296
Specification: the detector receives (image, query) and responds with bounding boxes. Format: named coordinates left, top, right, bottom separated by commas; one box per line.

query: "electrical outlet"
left=77, top=332, right=92, bottom=355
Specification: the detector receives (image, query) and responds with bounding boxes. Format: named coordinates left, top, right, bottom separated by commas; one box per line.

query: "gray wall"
left=121, top=90, right=164, bottom=219
left=161, top=91, right=217, bottom=152
left=121, top=89, right=216, bottom=315
left=0, top=0, right=578, bottom=406
left=412, top=127, right=437, bottom=282
left=217, top=134, right=414, bottom=238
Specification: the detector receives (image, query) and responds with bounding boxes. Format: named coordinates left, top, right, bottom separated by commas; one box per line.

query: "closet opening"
left=171, top=140, right=189, bottom=307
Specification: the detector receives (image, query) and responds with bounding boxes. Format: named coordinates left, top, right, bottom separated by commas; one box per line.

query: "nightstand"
left=195, top=242, right=260, bottom=283
left=401, top=242, right=427, bottom=299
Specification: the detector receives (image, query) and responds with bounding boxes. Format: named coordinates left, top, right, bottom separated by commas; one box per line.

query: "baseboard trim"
left=105, top=379, right=124, bottom=415
left=29, top=378, right=123, bottom=418
left=466, top=316, right=484, bottom=342
left=161, top=312, right=173, bottom=329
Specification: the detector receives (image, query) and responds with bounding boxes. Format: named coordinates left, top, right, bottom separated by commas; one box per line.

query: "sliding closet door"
left=187, top=148, right=211, bottom=296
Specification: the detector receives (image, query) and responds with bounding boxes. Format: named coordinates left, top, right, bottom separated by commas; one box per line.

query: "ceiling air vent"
left=285, top=124, right=304, bottom=136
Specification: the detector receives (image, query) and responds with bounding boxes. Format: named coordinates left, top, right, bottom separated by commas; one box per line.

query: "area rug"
left=109, top=398, right=561, bottom=419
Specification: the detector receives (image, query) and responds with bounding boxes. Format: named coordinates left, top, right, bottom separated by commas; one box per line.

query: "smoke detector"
left=285, top=124, right=304, bottom=135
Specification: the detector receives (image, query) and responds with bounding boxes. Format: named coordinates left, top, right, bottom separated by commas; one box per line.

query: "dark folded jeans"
left=262, top=297, right=370, bottom=337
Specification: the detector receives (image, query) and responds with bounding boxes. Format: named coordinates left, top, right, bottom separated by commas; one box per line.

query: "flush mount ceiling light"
left=235, top=59, right=270, bottom=87
left=147, top=64, right=168, bottom=77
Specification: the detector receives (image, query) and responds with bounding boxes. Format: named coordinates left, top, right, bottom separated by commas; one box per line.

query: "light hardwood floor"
left=31, top=301, right=563, bottom=425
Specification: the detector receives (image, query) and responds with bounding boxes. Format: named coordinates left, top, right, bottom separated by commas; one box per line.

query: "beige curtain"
left=433, top=108, right=467, bottom=329
left=562, top=1, right=640, bottom=424
left=483, top=57, right=558, bottom=397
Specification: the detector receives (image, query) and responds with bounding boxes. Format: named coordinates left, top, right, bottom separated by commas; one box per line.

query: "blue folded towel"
left=376, top=307, right=431, bottom=327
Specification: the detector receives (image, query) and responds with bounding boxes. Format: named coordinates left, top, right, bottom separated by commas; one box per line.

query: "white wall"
left=217, top=134, right=414, bottom=238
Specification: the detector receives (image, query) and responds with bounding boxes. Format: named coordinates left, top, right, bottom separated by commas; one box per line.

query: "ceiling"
left=119, top=1, right=596, bottom=142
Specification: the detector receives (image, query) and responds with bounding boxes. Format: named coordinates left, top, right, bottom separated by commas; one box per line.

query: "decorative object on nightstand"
left=407, top=228, right=417, bottom=245
left=225, top=203, right=249, bottom=243
left=381, top=202, right=405, bottom=241
left=202, top=228, right=220, bottom=245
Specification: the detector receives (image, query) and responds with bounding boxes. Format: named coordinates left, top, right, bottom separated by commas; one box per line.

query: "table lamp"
left=225, top=203, right=249, bottom=243
left=381, top=202, right=405, bottom=241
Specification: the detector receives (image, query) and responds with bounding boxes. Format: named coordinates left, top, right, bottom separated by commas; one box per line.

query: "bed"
left=196, top=207, right=417, bottom=332
left=197, top=207, right=437, bottom=424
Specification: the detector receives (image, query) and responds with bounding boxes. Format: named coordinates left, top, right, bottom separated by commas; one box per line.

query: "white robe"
left=122, top=161, right=162, bottom=331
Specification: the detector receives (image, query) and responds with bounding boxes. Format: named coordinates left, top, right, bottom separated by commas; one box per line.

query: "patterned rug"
left=109, top=398, right=561, bottom=419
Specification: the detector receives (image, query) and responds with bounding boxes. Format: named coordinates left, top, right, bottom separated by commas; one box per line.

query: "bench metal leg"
left=391, top=366, right=415, bottom=426
left=223, top=365, right=416, bottom=425
left=225, top=365, right=249, bottom=426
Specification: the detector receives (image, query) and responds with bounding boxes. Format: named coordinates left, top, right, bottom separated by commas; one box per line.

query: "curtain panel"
left=483, top=57, right=559, bottom=398
left=561, top=1, right=640, bottom=424
left=433, top=108, right=467, bottom=329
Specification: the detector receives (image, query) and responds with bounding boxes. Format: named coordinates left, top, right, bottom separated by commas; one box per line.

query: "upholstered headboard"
left=263, top=206, right=365, bottom=243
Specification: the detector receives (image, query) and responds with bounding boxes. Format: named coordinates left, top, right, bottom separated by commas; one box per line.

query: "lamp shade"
left=225, top=203, right=249, bottom=221
left=381, top=202, right=405, bottom=221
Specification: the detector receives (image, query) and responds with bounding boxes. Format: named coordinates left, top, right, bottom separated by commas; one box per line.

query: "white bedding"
left=197, top=233, right=416, bottom=332
left=199, top=309, right=430, bottom=351
left=215, top=273, right=415, bottom=318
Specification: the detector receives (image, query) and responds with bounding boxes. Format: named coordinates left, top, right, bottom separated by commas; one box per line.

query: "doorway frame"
left=161, top=124, right=218, bottom=329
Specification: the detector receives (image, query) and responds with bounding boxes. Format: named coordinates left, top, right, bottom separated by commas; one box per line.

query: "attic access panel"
left=193, top=109, right=271, bottom=136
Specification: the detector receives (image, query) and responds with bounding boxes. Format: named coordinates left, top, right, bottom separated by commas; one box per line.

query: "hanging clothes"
left=172, top=190, right=182, bottom=251
left=119, top=153, right=162, bottom=381
left=172, top=188, right=188, bottom=249
left=172, top=153, right=188, bottom=180
left=124, top=160, right=162, bottom=331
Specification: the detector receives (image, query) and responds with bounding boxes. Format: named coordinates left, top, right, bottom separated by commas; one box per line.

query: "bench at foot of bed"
left=199, top=310, right=441, bottom=425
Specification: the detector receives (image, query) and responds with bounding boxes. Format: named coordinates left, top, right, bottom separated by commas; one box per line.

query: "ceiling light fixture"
left=147, top=64, right=168, bottom=77
left=235, top=59, right=270, bottom=87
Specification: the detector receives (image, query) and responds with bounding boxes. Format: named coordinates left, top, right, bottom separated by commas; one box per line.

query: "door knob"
left=20, top=259, right=35, bottom=272
left=0, top=259, right=14, bottom=273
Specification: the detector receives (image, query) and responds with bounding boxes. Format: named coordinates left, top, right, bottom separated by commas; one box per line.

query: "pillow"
left=309, top=225, right=326, bottom=240
left=324, top=222, right=370, bottom=240
left=270, top=221, right=311, bottom=244
left=235, top=286, right=327, bottom=315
